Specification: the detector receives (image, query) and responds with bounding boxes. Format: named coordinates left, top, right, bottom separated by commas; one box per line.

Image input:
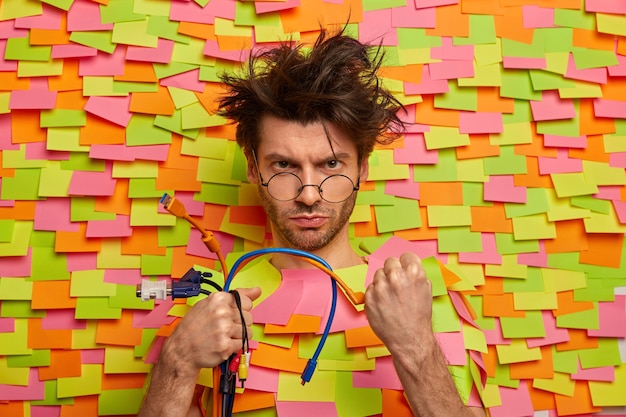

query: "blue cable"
left=223, top=247, right=338, bottom=384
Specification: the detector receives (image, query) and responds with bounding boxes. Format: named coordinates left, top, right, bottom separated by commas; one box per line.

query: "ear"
left=246, top=150, right=259, bottom=184
left=359, top=157, right=369, bottom=184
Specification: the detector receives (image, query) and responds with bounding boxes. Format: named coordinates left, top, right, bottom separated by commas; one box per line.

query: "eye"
left=274, top=161, right=290, bottom=169
left=326, top=160, right=340, bottom=169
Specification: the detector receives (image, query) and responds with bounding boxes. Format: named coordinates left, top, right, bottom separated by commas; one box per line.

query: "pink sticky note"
left=25, top=142, right=69, bottom=161
left=483, top=318, right=511, bottom=346
left=0, top=114, right=18, bottom=151
left=126, top=38, right=174, bottom=64
left=593, top=99, right=626, bottom=119
left=449, top=290, right=479, bottom=328
left=89, top=144, right=170, bottom=162
left=0, top=248, right=32, bottom=277
left=572, top=362, right=615, bottom=382
left=414, top=0, right=458, bottom=8
left=167, top=192, right=205, bottom=216
left=432, top=37, right=474, bottom=61
left=543, top=134, right=587, bottom=149
left=104, top=268, right=144, bottom=285
left=81, top=349, right=105, bottom=364
left=204, top=40, right=250, bottom=62
left=160, top=68, right=205, bottom=92
left=69, top=164, right=117, bottom=196
left=608, top=54, right=626, bottom=77
left=429, top=59, right=474, bottom=80
left=566, top=53, right=607, bottom=84
left=612, top=200, right=626, bottom=223
left=0, top=368, right=45, bottom=401
left=0, top=40, right=18, bottom=71
left=436, top=330, right=467, bottom=366
left=594, top=185, right=622, bottom=201
left=255, top=0, right=300, bottom=14
left=324, top=287, right=368, bottom=332
left=488, top=381, right=535, bottom=417
left=610, top=152, right=626, bottom=169
left=15, top=4, right=63, bottom=29
left=404, top=65, right=449, bottom=95
left=588, top=296, right=626, bottom=338
left=9, top=79, right=57, bottom=110
left=503, top=56, right=546, bottom=69
left=393, top=133, right=438, bottom=164
left=483, top=175, right=527, bottom=203
left=86, top=215, right=132, bottom=238
left=246, top=362, right=280, bottom=392
left=391, top=4, right=436, bottom=28
left=0, top=316, right=15, bottom=333
left=276, top=401, right=338, bottom=417
left=385, top=171, right=420, bottom=200
left=399, top=105, right=430, bottom=133
left=41, top=309, right=87, bottom=330
left=538, top=149, right=583, bottom=174
left=585, top=0, right=626, bottom=14
left=79, top=47, right=126, bottom=76
left=530, top=90, right=576, bottom=121
left=66, top=252, right=98, bottom=272
left=459, top=233, right=502, bottom=265
left=252, top=279, right=303, bottom=325
left=52, top=44, right=98, bottom=59
left=359, top=9, right=398, bottom=46
left=169, top=0, right=235, bottom=24
left=459, top=111, right=503, bottom=134
left=135, top=299, right=177, bottom=328
left=34, top=199, right=80, bottom=232
left=282, top=269, right=331, bottom=318
left=352, top=356, right=402, bottom=390
left=522, top=5, right=555, bottom=28
left=0, top=20, right=28, bottom=38
left=67, top=0, right=113, bottom=31
left=526, top=310, right=570, bottom=348
left=84, top=95, right=132, bottom=127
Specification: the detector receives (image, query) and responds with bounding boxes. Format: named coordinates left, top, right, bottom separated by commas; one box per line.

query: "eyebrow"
left=263, top=151, right=353, bottom=164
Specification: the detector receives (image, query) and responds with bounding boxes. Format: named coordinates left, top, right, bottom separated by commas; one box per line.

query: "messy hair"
left=218, top=28, right=406, bottom=160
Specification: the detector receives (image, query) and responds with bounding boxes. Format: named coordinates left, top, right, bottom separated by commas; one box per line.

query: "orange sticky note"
left=415, top=95, right=460, bottom=128
left=493, top=5, right=533, bottom=44
left=11, top=110, right=47, bottom=144
left=382, top=388, right=413, bottom=417
left=96, top=311, right=143, bottom=346
left=483, top=294, right=526, bottom=318
left=56, top=90, right=89, bottom=110
left=61, top=395, right=99, bottom=417
left=477, top=87, right=515, bottom=114
left=121, top=226, right=166, bottom=256
left=470, top=203, right=513, bottom=233
left=129, top=85, right=175, bottom=116
left=579, top=100, right=615, bottom=137
left=457, top=134, right=501, bottom=160
left=178, top=21, right=217, bottom=41
left=555, top=329, right=598, bottom=352
left=426, top=4, right=469, bottom=37
left=578, top=229, right=624, bottom=268
left=514, top=156, right=553, bottom=188
left=102, top=373, right=147, bottom=390
left=344, top=325, right=383, bottom=348
left=94, top=178, right=132, bottom=216
left=420, top=182, right=464, bottom=206
left=232, top=390, right=276, bottom=413
left=115, top=61, right=158, bottom=83
left=544, top=219, right=588, bottom=254
left=79, top=115, right=126, bottom=145
left=554, top=381, right=601, bottom=415
left=250, top=341, right=307, bottom=373
left=509, top=346, right=553, bottom=379
left=31, top=281, right=77, bottom=310
left=27, top=319, right=72, bottom=349
left=264, top=314, right=321, bottom=334
left=39, top=349, right=82, bottom=380
left=49, top=60, right=82, bottom=92
left=552, top=291, right=595, bottom=318
left=55, top=223, right=102, bottom=253
left=156, top=167, right=202, bottom=192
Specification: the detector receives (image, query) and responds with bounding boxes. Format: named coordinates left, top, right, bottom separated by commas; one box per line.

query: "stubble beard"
left=259, top=189, right=356, bottom=252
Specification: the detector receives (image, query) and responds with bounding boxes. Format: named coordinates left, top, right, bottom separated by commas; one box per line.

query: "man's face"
left=248, top=115, right=369, bottom=252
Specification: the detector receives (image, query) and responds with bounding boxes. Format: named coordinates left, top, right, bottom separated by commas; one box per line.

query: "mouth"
left=290, top=215, right=327, bottom=228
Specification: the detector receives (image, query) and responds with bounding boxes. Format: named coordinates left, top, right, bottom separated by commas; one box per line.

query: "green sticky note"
left=30, top=246, right=70, bottom=281
left=490, top=122, right=533, bottom=147
left=487, top=362, right=519, bottom=388
left=483, top=145, right=527, bottom=174
left=374, top=196, right=421, bottom=233
left=555, top=303, right=599, bottom=330
left=424, top=126, right=471, bottom=149
left=554, top=8, right=596, bottom=30
left=38, top=164, right=72, bottom=197
left=427, top=205, right=472, bottom=227
left=551, top=172, right=599, bottom=198
left=71, top=197, right=116, bottom=222
left=181, top=136, right=228, bottom=159
left=456, top=14, right=496, bottom=45
left=153, top=61, right=198, bottom=80
left=462, top=182, right=490, bottom=206
left=529, top=69, right=576, bottom=91
left=112, top=19, right=158, bottom=47
left=75, top=297, right=122, bottom=319
left=0, top=318, right=32, bottom=355
left=57, top=364, right=103, bottom=397
left=69, top=31, right=116, bottom=54
left=355, top=181, right=396, bottom=206
left=423, top=257, right=450, bottom=298
left=501, top=310, right=546, bottom=338
left=579, top=338, right=622, bottom=369
left=571, top=195, right=611, bottom=214
left=154, top=109, right=201, bottom=139
left=485, top=254, right=528, bottom=279
left=197, top=145, right=239, bottom=185
left=196, top=182, right=239, bottom=206
left=552, top=346, right=578, bottom=374
left=1, top=168, right=43, bottom=201
left=6, top=349, right=50, bottom=367
left=83, top=76, right=127, bottom=97
left=146, top=15, right=190, bottom=43
left=501, top=38, right=544, bottom=59
left=505, top=188, right=549, bottom=218
left=98, top=389, right=148, bottom=415
left=512, top=213, right=557, bottom=241
left=335, top=370, right=382, bottom=416
left=40, top=109, right=87, bottom=128
left=60, top=152, right=105, bottom=172
left=141, top=247, right=173, bottom=276
left=413, top=149, right=458, bottom=182
left=182, top=102, right=226, bottom=129
left=126, top=113, right=172, bottom=146
left=368, top=149, right=410, bottom=181
left=495, top=231, right=539, bottom=254
left=129, top=178, right=165, bottom=198
left=474, top=38, right=502, bottom=67
left=47, top=127, right=90, bottom=152
left=503, top=267, right=545, bottom=293
left=113, top=80, right=159, bottom=94
left=536, top=28, right=574, bottom=53
left=42, top=0, right=73, bottom=11
left=397, top=28, right=441, bottom=49
left=5, top=35, right=51, bottom=61
left=0, top=277, right=33, bottom=300
left=437, top=226, right=483, bottom=253
left=574, top=279, right=615, bottom=302
left=299, top=333, right=353, bottom=361
left=135, top=328, right=159, bottom=357
left=130, top=199, right=176, bottom=226
left=572, top=47, right=618, bottom=70
left=100, top=0, right=145, bottom=23
left=70, top=270, right=116, bottom=297
left=32, top=380, right=74, bottom=405
left=435, top=84, right=477, bottom=111
left=501, top=69, right=542, bottom=101
left=104, top=346, right=152, bottom=373
left=171, top=37, right=217, bottom=67
left=0, top=219, right=15, bottom=243
left=0, top=356, right=29, bottom=385
left=158, top=218, right=191, bottom=247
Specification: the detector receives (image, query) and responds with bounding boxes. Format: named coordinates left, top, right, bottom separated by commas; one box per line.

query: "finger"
left=399, top=252, right=421, bottom=268
left=234, top=287, right=263, bottom=310
left=382, top=256, right=402, bottom=275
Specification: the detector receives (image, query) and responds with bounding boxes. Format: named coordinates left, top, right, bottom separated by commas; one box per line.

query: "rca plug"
left=238, top=352, right=250, bottom=388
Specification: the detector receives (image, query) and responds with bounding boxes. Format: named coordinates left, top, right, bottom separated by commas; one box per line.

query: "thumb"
left=235, top=286, right=262, bottom=303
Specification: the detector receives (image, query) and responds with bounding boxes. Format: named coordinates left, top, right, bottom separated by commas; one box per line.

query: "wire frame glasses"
left=259, top=171, right=360, bottom=203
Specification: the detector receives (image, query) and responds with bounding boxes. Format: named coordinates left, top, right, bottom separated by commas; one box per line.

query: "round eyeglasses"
left=260, top=172, right=360, bottom=203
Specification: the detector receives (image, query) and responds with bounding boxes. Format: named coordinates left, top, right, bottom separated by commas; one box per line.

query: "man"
left=139, top=29, right=485, bottom=417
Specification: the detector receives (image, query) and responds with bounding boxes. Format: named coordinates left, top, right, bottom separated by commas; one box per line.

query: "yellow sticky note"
left=0, top=356, right=29, bottom=385
left=427, top=205, right=472, bottom=227
left=495, top=339, right=542, bottom=364
left=533, top=371, right=576, bottom=396
left=462, top=323, right=488, bottom=353
left=424, top=126, right=471, bottom=149
left=0, top=319, right=31, bottom=356
left=513, top=291, right=558, bottom=310
left=104, top=347, right=152, bottom=374
left=0, top=278, right=33, bottom=301
left=541, top=268, right=587, bottom=293
left=70, top=270, right=117, bottom=297
left=589, top=364, right=626, bottom=406
left=485, top=254, right=528, bottom=279
left=583, top=208, right=626, bottom=233
left=512, top=213, right=556, bottom=240
left=277, top=369, right=335, bottom=402
left=367, top=149, right=410, bottom=181
left=57, top=364, right=103, bottom=398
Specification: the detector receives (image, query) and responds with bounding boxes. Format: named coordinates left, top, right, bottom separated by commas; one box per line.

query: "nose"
left=295, top=172, right=322, bottom=206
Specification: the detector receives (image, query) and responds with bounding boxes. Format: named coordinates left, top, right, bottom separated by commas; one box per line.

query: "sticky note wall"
left=1, top=0, right=626, bottom=416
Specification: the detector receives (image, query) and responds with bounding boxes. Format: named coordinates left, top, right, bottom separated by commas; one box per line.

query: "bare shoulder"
left=469, top=406, right=486, bottom=417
